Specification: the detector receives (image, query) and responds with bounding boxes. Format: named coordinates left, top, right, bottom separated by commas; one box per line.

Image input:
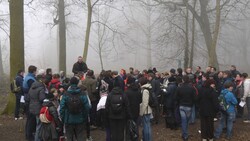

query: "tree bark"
left=209, top=0, right=220, bottom=70
left=189, top=0, right=197, bottom=68
left=2, top=0, right=24, bottom=115
left=58, top=0, right=66, bottom=73
left=0, top=41, right=4, bottom=76
left=184, top=1, right=189, bottom=69
left=146, top=0, right=152, bottom=69
left=83, top=0, right=92, bottom=63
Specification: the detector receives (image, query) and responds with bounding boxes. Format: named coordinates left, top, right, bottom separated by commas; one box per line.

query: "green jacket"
left=60, top=85, right=89, bottom=124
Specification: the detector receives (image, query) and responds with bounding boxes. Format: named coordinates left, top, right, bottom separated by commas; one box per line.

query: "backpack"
left=218, top=92, right=229, bottom=113
left=66, top=92, right=84, bottom=114
left=110, top=94, right=124, bottom=114
left=10, top=79, right=21, bottom=93
left=39, top=106, right=53, bottom=123
left=143, top=88, right=157, bottom=108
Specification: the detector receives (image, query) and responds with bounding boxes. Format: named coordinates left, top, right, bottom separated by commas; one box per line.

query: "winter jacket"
left=150, top=78, right=161, bottom=97
left=15, top=74, right=24, bottom=96
left=164, top=82, right=177, bottom=108
left=82, top=76, right=98, bottom=101
left=105, top=87, right=131, bottom=120
left=140, top=84, right=153, bottom=116
left=60, top=85, right=89, bottom=124
left=27, top=81, right=46, bottom=115
left=221, top=89, right=237, bottom=113
left=72, top=62, right=88, bottom=74
left=23, top=73, right=36, bottom=94
left=48, top=79, right=61, bottom=90
left=198, top=87, right=219, bottom=117
left=125, top=84, right=141, bottom=119
left=39, top=99, right=62, bottom=140
left=175, top=83, right=196, bottom=107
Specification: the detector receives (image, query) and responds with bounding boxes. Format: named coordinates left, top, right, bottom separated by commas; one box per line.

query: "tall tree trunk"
left=184, top=1, right=189, bottom=69
left=58, top=0, right=66, bottom=73
left=0, top=41, right=4, bottom=76
left=209, top=0, right=220, bottom=70
left=83, top=0, right=92, bottom=62
left=2, top=0, right=24, bottom=115
left=189, top=0, right=197, bottom=68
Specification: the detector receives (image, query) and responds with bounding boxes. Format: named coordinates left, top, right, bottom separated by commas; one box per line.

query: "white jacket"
left=140, top=84, right=153, bottom=116
left=243, top=79, right=250, bottom=100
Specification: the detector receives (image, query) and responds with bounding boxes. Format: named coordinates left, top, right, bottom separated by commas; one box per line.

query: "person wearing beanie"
left=60, top=76, right=90, bottom=141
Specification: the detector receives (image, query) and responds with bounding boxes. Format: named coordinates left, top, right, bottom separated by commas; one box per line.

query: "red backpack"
left=39, top=106, right=53, bottom=123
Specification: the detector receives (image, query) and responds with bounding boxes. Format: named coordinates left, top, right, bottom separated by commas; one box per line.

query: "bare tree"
left=2, top=0, right=24, bottom=115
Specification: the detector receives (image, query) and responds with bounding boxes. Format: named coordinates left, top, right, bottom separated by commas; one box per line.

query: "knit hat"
left=70, top=77, right=79, bottom=85
left=170, top=69, right=176, bottom=74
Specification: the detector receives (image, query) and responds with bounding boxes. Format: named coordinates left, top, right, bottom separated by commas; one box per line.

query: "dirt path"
left=1, top=115, right=250, bottom=141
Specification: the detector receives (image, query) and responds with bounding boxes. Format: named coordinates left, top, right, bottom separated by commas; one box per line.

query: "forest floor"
left=1, top=115, right=250, bottom=141
left=1, top=94, right=250, bottom=141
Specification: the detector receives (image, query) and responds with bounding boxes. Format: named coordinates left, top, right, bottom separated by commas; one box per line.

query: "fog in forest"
left=1, top=0, right=250, bottom=76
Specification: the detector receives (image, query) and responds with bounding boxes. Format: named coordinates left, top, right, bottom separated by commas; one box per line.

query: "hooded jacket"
left=28, top=81, right=46, bottom=115
left=140, top=84, right=153, bottom=116
left=48, top=79, right=61, bottom=90
left=82, top=76, right=98, bottom=101
left=60, top=85, right=89, bottom=124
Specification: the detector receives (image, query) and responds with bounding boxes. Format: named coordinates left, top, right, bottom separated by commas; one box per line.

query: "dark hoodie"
left=125, top=84, right=141, bottom=119
left=27, top=81, right=46, bottom=115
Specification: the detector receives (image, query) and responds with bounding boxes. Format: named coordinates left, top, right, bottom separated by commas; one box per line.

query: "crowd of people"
left=12, top=56, right=250, bottom=141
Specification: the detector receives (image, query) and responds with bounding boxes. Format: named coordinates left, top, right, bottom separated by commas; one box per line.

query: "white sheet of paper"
left=20, top=96, right=25, bottom=103
left=239, top=101, right=246, bottom=107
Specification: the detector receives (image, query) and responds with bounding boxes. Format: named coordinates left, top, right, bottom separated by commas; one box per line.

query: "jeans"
left=14, top=93, right=21, bottom=118
left=214, top=111, right=236, bottom=138
left=142, top=114, right=152, bottom=141
left=190, top=105, right=195, bottom=124
left=35, top=116, right=41, bottom=141
left=179, top=106, right=192, bottom=139
left=246, top=97, right=250, bottom=120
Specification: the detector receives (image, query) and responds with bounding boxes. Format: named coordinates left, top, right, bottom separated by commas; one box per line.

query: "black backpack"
left=66, top=92, right=84, bottom=114
left=143, top=88, right=157, bottom=108
left=110, top=94, right=124, bottom=114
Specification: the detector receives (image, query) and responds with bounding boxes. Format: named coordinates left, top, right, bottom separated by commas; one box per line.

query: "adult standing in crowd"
left=139, top=77, right=153, bottom=141
left=214, top=82, right=238, bottom=140
left=23, top=65, right=37, bottom=141
left=60, top=77, right=90, bottom=141
left=176, top=75, right=196, bottom=141
left=72, top=56, right=88, bottom=75
left=198, top=79, right=219, bottom=141
left=82, top=70, right=98, bottom=128
left=14, top=69, right=25, bottom=120
left=27, top=74, right=46, bottom=141
left=242, top=73, right=250, bottom=123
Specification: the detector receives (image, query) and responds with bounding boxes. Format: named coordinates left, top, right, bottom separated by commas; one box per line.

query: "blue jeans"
left=142, top=114, right=152, bottom=141
left=35, top=116, right=41, bottom=141
left=179, top=106, right=192, bottom=139
left=214, top=111, right=236, bottom=138
left=190, top=105, right=195, bottom=124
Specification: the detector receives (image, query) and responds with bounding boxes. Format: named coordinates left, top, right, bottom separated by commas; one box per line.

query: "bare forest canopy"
left=0, top=0, right=250, bottom=76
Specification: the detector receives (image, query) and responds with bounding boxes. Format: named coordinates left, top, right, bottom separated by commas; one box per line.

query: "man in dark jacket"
left=27, top=75, right=46, bottom=141
left=72, top=56, right=88, bottom=75
left=148, top=73, right=161, bottom=124
left=176, top=75, right=196, bottom=141
left=14, top=69, right=25, bottom=120
left=82, top=70, right=98, bottom=127
left=105, top=86, right=131, bottom=141
left=60, top=77, right=90, bottom=141
left=111, top=71, right=125, bottom=91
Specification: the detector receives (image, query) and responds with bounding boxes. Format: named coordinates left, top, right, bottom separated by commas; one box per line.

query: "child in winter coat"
left=39, top=93, right=63, bottom=141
